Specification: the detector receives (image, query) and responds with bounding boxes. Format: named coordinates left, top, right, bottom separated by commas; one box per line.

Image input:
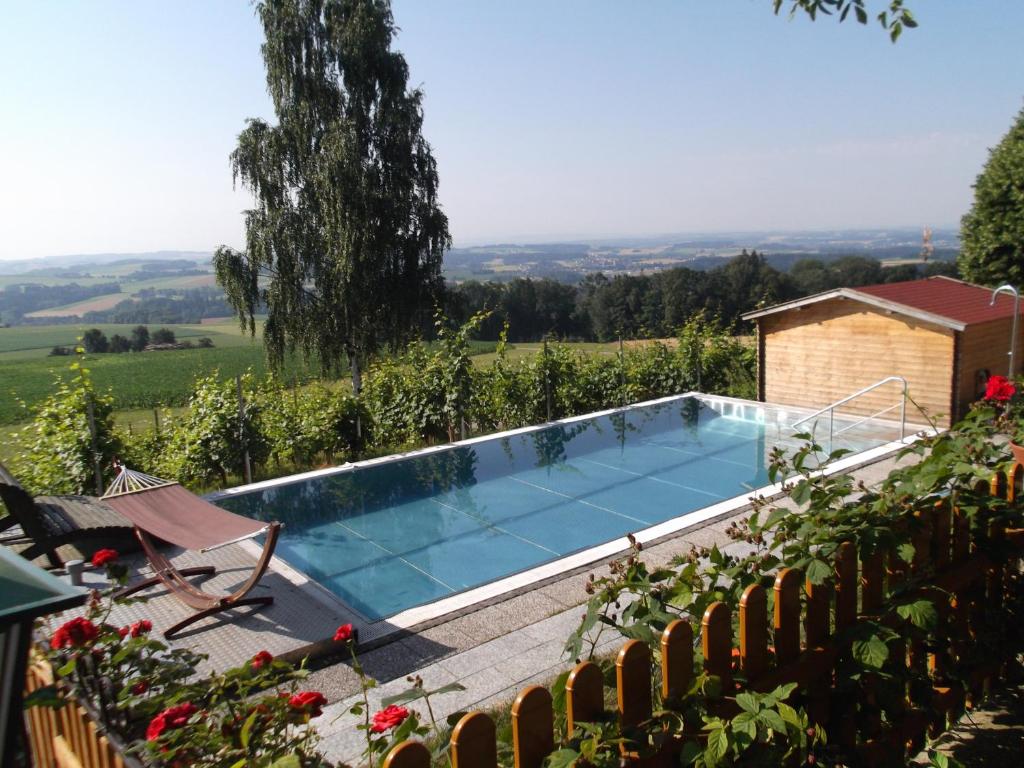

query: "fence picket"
left=451, top=711, right=497, bottom=768
left=566, top=661, right=603, bottom=736
left=1011, top=463, right=1023, bottom=502
left=617, top=640, right=652, bottom=728
left=739, top=584, right=768, bottom=680
left=861, top=551, right=885, bottom=614
left=952, top=507, right=970, bottom=562
left=932, top=501, right=952, bottom=571
left=806, top=576, right=830, bottom=647
left=833, top=541, right=856, bottom=632
left=512, top=685, right=554, bottom=768
left=702, top=602, right=733, bottom=692
left=912, top=510, right=932, bottom=574
left=774, top=568, right=802, bottom=665
left=383, top=739, right=432, bottom=768
left=661, top=620, right=693, bottom=701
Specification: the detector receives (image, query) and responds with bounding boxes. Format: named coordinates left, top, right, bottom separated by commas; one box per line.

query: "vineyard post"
left=544, top=338, right=552, bottom=421
left=85, top=396, right=103, bottom=496
left=619, top=335, right=626, bottom=406
left=236, top=375, right=253, bottom=485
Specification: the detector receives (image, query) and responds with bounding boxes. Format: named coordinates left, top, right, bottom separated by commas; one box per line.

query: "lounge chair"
left=101, top=465, right=281, bottom=638
left=0, top=462, right=134, bottom=568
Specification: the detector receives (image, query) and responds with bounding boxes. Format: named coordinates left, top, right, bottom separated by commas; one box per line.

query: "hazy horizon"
left=1, top=1, right=1020, bottom=261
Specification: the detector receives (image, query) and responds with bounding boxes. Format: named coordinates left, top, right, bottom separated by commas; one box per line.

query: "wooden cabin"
left=742, top=276, right=1024, bottom=427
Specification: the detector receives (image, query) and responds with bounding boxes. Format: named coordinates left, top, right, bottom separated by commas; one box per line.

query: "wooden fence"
left=24, top=657, right=128, bottom=768
left=383, top=469, right=1024, bottom=768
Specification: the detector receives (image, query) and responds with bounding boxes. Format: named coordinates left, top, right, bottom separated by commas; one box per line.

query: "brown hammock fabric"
left=103, top=483, right=267, bottom=552
left=102, top=468, right=281, bottom=638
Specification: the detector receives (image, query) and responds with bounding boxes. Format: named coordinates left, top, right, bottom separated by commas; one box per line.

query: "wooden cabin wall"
left=955, top=317, right=1024, bottom=420
left=760, top=298, right=954, bottom=427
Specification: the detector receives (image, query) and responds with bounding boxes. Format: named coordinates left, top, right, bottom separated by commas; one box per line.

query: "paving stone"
left=436, top=603, right=533, bottom=644
left=492, top=638, right=565, bottom=684
left=499, top=589, right=567, bottom=629
left=535, top=574, right=589, bottom=607
left=435, top=664, right=522, bottom=715
left=413, top=623, right=479, bottom=655
left=435, top=632, right=538, bottom=679
left=357, top=638, right=432, bottom=684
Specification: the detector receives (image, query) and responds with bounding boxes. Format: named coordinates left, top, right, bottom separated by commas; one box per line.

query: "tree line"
left=49, top=326, right=213, bottom=356
left=442, top=252, right=958, bottom=342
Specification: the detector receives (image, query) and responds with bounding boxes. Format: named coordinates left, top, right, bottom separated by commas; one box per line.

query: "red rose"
left=91, top=548, right=119, bottom=567
left=334, top=623, right=354, bottom=643
left=50, top=617, right=100, bottom=649
left=251, top=650, right=273, bottom=670
left=288, top=691, right=328, bottom=718
left=370, top=704, right=410, bottom=733
left=985, top=375, right=1016, bottom=403
left=120, top=619, right=153, bottom=639
left=131, top=680, right=150, bottom=696
left=146, top=702, right=198, bottom=741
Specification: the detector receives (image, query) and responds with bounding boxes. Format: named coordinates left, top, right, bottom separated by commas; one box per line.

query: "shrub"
left=12, top=355, right=122, bottom=495
left=160, top=372, right=269, bottom=486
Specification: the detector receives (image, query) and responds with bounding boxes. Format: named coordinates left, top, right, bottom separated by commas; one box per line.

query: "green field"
left=0, top=321, right=252, bottom=360
left=0, top=344, right=326, bottom=425
left=22, top=273, right=219, bottom=318
left=0, top=323, right=499, bottom=426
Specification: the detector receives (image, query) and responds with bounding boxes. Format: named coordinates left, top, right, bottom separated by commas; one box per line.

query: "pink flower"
left=50, top=617, right=100, bottom=649
left=985, top=375, right=1016, bottom=403
left=91, top=548, right=119, bottom=567
left=146, top=702, right=197, bottom=741
left=370, top=704, right=410, bottom=733
left=288, top=691, right=328, bottom=718
left=334, top=623, right=354, bottom=643
left=251, top=650, right=273, bottom=670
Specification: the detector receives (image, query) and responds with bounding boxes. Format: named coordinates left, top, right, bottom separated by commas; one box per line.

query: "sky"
left=1, top=0, right=1023, bottom=260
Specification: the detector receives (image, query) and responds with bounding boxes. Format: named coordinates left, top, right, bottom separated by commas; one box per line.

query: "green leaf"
left=429, top=682, right=466, bottom=697
left=757, top=708, right=787, bottom=734
left=546, top=749, right=581, bottom=768
left=853, top=636, right=889, bottom=668
left=735, top=692, right=759, bottom=714
left=705, top=726, right=730, bottom=766
left=22, top=686, right=64, bottom=710
left=806, top=558, right=831, bottom=585
left=732, top=711, right=757, bottom=741
left=240, top=709, right=259, bottom=749
left=268, top=756, right=302, bottom=768
left=897, top=599, right=938, bottom=630
left=446, top=710, right=469, bottom=727
left=382, top=688, right=427, bottom=706
left=776, top=701, right=802, bottom=729
left=897, top=542, right=915, bottom=563
left=680, top=741, right=703, bottom=766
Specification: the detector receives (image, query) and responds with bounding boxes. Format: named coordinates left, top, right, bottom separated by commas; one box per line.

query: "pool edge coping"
left=228, top=393, right=934, bottom=653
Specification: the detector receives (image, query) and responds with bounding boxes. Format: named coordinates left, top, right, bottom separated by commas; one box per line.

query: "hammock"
left=102, top=465, right=281, bottom=638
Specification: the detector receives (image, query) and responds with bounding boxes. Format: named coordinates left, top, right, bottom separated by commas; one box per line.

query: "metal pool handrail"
left=791, top=375, right=908, bottom=448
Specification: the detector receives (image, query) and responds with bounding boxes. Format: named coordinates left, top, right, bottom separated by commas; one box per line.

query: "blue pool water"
left=215, top=396, right=881, bottom=620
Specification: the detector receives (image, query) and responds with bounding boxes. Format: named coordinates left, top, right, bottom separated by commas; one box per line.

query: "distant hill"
left=0, top=251, right=213, bottom=274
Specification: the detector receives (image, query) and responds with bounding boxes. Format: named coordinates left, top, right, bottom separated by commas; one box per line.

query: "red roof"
left=855, top=276, right=1021, bottom=326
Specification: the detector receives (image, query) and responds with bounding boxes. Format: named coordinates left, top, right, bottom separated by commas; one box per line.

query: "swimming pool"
left=213, top=394, right=897, bottom=622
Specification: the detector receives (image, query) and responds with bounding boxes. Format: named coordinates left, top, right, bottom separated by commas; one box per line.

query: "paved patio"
left=36, top=444, right=919, bottom=764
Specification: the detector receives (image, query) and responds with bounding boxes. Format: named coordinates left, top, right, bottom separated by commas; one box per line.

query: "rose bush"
left=370, top=704, right=409, bottom=733
left=90, top=548, right=119, bottom=568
